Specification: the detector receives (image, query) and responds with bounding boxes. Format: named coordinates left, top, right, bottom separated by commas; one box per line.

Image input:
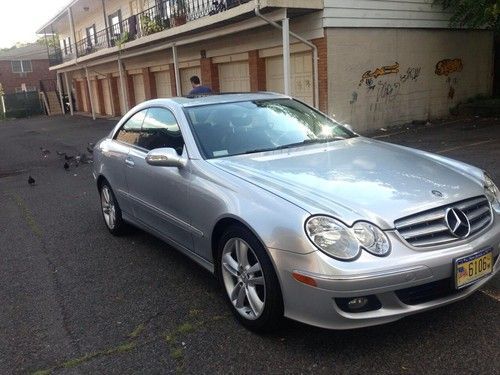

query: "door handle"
left=125, top=157, right=135, bottom=167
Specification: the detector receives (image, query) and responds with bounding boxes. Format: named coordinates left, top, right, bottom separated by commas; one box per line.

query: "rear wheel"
left=99, top=181, right=126, bottom=235
left=217, top=225, right=283, bottom=332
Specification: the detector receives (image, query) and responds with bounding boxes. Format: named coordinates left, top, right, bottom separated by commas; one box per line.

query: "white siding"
left=324, top=0, right=454, bottom=28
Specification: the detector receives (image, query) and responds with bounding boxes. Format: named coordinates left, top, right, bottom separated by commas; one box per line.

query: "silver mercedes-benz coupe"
left=93, top=92, right=500, bottom=331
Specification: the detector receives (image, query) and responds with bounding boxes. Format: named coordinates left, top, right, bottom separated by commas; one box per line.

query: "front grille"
left=394, top=196, right=492, bottom=247
left=395, top=278, right=459, bottom=305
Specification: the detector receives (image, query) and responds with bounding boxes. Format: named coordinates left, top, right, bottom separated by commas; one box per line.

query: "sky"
left=0, top=0, right=70, bottom=48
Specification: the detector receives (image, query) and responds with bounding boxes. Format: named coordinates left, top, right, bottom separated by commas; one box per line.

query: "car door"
left=106, top=109, right=147, bottom=215
left=125, top=107, right=193, bottom=250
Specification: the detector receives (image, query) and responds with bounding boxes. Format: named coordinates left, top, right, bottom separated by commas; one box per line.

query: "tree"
left=434, top=0, right=500, bottom=31
left=36, top=35, right=59, bottom=48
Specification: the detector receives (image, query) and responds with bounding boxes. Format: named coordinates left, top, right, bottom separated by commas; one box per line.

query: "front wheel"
left=217, top=225, right=284, bottom=332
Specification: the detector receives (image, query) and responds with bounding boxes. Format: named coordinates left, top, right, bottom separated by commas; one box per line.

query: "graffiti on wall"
left=400, top=67, right=421, bottom=83
left=435, top=58, right=463, bottom=99
left=359, top=62, right=400, bottom=89
left=435, top=58, right=463, bottom=76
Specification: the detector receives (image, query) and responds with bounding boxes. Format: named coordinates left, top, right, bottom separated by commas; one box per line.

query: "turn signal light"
left=292, top=271, right=317, bottom=287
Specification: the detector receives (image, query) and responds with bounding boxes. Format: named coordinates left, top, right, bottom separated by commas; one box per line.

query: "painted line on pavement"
left=436, top=139, right=495, bottom=154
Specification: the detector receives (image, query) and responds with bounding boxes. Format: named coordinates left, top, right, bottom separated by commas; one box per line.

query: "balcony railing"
left=50, top=0, right=250, bottom=66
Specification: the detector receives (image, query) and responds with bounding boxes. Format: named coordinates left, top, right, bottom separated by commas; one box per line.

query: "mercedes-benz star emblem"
left=445, top=208, right=471, bottom=238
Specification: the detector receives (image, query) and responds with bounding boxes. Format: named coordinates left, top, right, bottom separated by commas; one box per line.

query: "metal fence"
left=49, top=0, right=251, bottom=65
left=2, top=92, right=44, bottom=118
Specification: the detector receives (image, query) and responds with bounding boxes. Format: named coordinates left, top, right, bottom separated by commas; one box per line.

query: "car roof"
left=144, top=92, right=290, bottom=108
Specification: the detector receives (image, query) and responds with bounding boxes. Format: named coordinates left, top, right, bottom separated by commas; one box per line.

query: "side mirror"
left=145, top=148, right=186, bottom=168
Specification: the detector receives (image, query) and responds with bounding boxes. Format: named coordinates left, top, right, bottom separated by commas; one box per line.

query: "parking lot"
left=0, top=114, right=499, bottom=374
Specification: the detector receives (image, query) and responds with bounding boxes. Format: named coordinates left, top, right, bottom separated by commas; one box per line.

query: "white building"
left=38, top=0, right=494, bottom=131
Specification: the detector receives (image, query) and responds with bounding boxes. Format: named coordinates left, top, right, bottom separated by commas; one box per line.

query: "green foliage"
left=37, top=35, right=59, bottom=48
left=115, top=32, right=131, bottom=51
left=434, top=0, right=500, bottom=31
left=140, top=15, right=169, bottom=36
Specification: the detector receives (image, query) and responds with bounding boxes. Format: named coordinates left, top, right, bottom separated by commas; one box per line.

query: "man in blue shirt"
left=188, top=75, right=212, bottom=95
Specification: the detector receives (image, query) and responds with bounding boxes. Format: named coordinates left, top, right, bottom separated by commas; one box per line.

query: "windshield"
left=184, top=99, right=356, bottom=159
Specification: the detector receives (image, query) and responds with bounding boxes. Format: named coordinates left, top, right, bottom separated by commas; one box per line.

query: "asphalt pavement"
left=0, top=114, right=498, bottom=374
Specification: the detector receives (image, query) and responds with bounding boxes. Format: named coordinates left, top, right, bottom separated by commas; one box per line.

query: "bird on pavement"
left=28, top=175, right=36, bottom=186
left=40, top=147, right=50, bottom=157
left=56, top=151, right=66, bottom=158
left=64, top=162, right=70, bottom=171
left=64, top=154, right=75, bottom=161
left=86, top=146, right=94, bottom=154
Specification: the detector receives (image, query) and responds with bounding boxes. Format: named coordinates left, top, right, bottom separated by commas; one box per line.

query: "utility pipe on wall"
left=254, top=0, right=319, bottom=109
left=282, top=18, right=291, bottom=96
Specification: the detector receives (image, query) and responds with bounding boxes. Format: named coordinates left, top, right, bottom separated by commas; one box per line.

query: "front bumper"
left=269, top=213, right=500, bottom=330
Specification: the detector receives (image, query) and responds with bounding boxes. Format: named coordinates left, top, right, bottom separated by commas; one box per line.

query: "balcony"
left=48, top=0, right=252, bottom=66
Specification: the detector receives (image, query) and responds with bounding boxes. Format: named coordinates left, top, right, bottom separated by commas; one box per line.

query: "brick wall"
left=249, top=50, right=266, bottom=91
left=200, top=57, right=220, bottom=93
left=0, top=59, right=56, bottom=94
left=312, top=37, right=328, bottom=113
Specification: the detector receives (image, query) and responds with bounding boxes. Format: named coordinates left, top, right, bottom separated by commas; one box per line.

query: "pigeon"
left=28, top=175, right=36, bottom=186
left=88, top=142, right=95, bottom=148
left=64, top=162, right=69, bottom=171
left=56, top=151, right=66, bottom=158
left=64, top=154, right=75, bottom=161
left=86, top=146, right=94, bottom=154
left=40, top=147, right=50, bottom=157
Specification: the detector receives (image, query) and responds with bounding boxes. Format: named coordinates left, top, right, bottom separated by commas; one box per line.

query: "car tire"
left=99, top=181, right=126, bottom=236
left=217, top=225, right=284, bottom=332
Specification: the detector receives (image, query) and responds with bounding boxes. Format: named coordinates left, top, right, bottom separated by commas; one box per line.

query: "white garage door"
left=154, top=71, right=172, bottom=98
left=101, top=78, right=113, bottom=116
left=266, top=52, right=313, bottom=105
left=132, top=74, right=146, bottom=104
left=180, top=66, right=201, bottom=96
left=218, top=61, right=250, bottom=92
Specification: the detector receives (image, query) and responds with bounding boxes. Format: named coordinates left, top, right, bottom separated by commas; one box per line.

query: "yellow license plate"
left=455, top=249, right=493, bottom=289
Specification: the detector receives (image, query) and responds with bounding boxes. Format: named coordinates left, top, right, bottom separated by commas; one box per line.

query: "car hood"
left=208, top=137, right=485, bottom=229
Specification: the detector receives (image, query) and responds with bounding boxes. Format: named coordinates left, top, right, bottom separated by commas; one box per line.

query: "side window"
left=139, top=108, right=184, bottom=154
left=115, top=110, right=147, bottom=146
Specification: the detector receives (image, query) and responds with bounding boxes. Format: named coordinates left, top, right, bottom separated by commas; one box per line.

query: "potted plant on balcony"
left=172, top=0, right=187, bottom=27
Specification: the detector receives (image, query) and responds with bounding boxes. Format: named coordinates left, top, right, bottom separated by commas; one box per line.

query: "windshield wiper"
left=239, top=137, right=348, bottom=156
left=275, top=137, right=346, bottom=150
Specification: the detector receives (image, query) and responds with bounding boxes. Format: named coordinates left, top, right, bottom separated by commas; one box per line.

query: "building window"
left=15, top=85, right=37, bottom=93
left=108, top=10, right=122, bottom=39
left=86, top=25, right=97, bottom=46
left=62, top=37, right=72, bottom=55
left=11, top=60, right=33, bottom=73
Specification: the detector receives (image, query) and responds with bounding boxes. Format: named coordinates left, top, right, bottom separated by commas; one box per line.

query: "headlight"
left=305, top=216, right=360, bottom=260
left=484, top=172, right=499, bottom=205
left=352, top=222, right=391, bottom=256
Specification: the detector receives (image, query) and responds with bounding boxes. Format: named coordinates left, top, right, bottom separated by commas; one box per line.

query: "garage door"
left=92, top=80, right=102, bottom=114
left=218, top=61, right=250, bottom=92
left=266, top=52, right=313, bottom=105
left=132, top=74, right=146, bottom=104
left=154, top=71, right=172, bottom=98
left=180, top=66, right=201, bottom=96
left=79, top=81, right=89, bottom=112
left=101, top=78, right=113, bottom=116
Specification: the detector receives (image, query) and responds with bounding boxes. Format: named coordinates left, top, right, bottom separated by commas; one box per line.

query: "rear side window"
left=139, top=108, right=184, bottom=155
left=115, top=110, right=147, bottom=146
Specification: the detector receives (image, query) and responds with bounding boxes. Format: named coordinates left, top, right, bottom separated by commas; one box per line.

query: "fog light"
left=347, top=297, right=368, bottom=310
left=335, top=295, right=382, bottom=313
